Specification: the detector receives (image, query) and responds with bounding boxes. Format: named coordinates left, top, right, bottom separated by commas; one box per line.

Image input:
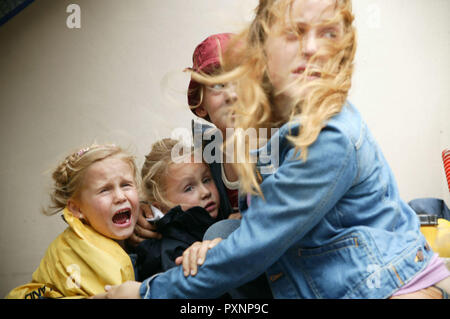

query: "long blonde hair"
left=194, top=0, right=356, bottom=196
left=44, top=144, right=139, bottom=216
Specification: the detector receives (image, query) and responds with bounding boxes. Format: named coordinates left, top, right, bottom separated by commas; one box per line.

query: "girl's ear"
left=194, top=105, right=208, bottom=118
left=67, top=199, right=84, bottom=219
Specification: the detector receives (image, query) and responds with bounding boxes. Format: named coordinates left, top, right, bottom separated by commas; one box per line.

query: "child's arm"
left=174, top=238, right=223, bottom=276
left=92, top=237, right=222, bottom=300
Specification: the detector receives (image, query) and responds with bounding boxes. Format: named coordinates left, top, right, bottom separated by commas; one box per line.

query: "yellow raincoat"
left=6, top=208, right=135, bottom=299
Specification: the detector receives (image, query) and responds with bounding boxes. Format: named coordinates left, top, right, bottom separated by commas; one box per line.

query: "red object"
left=443, top=149, right=450, bottom=192
left=225, top=188, right=239, bottom=212
left=187, top=33, right=233, bottom=107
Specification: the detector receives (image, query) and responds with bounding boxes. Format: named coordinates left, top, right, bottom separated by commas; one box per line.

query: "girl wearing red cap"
left=127, top=34, right=240, bottom=248
left=187, top=32, right=241, bottom=219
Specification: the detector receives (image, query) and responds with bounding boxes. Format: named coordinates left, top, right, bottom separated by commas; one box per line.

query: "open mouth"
left=112, top=208, right=131, bottom=225
left=293, top=67, right=306, bottom=74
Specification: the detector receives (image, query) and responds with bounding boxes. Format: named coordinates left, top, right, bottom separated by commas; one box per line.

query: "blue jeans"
left=204, top=219, right=273, bottom=299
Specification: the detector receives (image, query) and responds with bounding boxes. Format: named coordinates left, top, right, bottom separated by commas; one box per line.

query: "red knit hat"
left=187, top=33, right=233, bottom=108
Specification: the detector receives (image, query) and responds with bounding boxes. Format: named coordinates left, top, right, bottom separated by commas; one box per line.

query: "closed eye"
left=121, top=182, right=134, bottom=188
left=183, top=185, right=193, bottom=193
left=284, top=27, right=305, bottom=40
left=98, top=187, right=110, bottom=194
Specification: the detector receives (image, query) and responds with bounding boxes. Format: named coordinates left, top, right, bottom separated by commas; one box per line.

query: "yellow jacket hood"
left=6, top=208, right=135, bottom=299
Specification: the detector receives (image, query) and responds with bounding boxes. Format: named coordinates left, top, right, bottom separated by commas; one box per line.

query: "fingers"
left=127, top=233, right=144, bottom=246
left=135, top=223, right=161, bottom=240
left=209, top=237, right=223, bottom=249
left=188, top=242, right=202, bottom=276
left=197, top=241, right=211, bottom=265
left=196, top=238, right=222, bottom=266
left=137, top=210, right=155, bottom=231
left=126, top=225, right=161, bottom=248
left=182, top=242, right=199, bottom=276
left=126, top=202, right=162, bottom=247
left=91, top=282, right=141, bottom=299
left=90, top=285, right=113, bottom=299
left=140, top=203, right=154, bottom=219
left=180, top=239, right=222, bottom=277
left=135, top=205, right=162, bottom=240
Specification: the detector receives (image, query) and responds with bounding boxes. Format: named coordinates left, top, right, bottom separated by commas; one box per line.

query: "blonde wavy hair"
left=141, top=138, right=194, bottom=211
left=191, top=0, right=356, bottom=196
left=44, top=144, right=139, bottom=216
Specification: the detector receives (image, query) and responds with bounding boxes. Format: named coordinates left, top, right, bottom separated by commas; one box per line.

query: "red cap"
left=187, top=33, right=233, bottom=107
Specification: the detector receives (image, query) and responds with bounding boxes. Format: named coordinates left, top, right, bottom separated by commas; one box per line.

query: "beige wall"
left=0, top=0, right=448, bottom=297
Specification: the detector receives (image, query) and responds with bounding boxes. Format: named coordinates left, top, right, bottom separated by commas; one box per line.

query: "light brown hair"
left=141, top=138, right=194, bottom=211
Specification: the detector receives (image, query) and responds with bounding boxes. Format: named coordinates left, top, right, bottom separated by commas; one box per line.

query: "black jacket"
left=135, top=205, right=217, bottom=281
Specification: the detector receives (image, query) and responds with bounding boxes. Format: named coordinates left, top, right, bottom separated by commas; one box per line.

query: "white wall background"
left=0, top=0, right=448, bottom=297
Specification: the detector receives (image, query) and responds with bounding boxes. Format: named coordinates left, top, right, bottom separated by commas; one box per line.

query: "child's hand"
left=91, top=281, right=142, bottom=299
left=175, top=238, right=222, bottom=277
left=228, top=212, right=242, bottom=220
left=127, top=203, right=162, bottom=247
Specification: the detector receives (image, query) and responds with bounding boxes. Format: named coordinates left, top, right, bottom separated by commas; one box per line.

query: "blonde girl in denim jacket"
left=95, top=0, right=450, bottom=299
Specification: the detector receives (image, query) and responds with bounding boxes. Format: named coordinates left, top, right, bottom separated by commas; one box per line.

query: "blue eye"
left=322, top=29, right=337, bottom=39
left=209, top=83, right=226, bottom=91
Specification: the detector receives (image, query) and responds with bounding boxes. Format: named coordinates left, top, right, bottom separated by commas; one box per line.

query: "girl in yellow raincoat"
left=6, top=144, right=140, bottom=298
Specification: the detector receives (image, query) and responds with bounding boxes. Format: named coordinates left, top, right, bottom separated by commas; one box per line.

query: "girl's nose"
left=302, top=32, right=318, bottom=59
left=224, top=84, right=238, bottom=105
left=199, top=185, right=212, bottom=200
left=114, top=188, right=127, bottom=203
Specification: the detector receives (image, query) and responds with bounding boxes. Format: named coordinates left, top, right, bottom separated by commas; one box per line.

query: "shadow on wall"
left=0, top=0, right=35, bottom=27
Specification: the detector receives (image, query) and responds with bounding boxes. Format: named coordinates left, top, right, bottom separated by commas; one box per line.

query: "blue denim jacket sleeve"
left=141, top=124, right=357, bottom=298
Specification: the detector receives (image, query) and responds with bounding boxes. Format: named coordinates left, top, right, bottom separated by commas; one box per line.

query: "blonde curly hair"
left=44, top=144, right=139, bottom=216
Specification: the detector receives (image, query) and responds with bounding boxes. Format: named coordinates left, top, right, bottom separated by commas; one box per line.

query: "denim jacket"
left=141, top=102, right=433, bottom=299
